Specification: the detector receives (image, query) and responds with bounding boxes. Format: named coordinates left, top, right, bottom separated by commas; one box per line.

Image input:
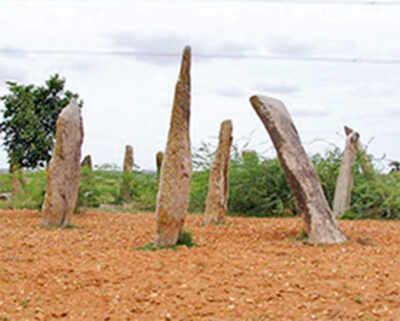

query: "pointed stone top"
left=59, top=99, right=81, bottom=124
left=344, top=125, right=359, bottom=143
left=344, top=125, right=353, bottom=136
left=179, top=46, right=191, bottom=81
left=221, top=119, right=232, bottom=127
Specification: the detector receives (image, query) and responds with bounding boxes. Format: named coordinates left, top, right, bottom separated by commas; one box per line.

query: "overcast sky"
left=0, top=0, right=399, bottom=171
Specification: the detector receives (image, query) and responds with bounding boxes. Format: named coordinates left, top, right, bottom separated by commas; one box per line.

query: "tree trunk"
left=250, top=95, right=346, bottom=244
left=333, top=126, right=359, bottom=217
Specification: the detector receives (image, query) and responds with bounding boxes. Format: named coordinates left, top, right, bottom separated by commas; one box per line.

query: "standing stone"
left=250, top=95, right=346, bottom=244
left=120, top=145, right=133, bottom=202
left=154, top=46, right=192, bottom=247
left=346, top=125, right=374, bottom=177
left=81, top=155, right=92, bottom=169
left=333, top=126, right=360, bottom=217
left=204, top=120, right=233, bottom=225
left=156, top=151, right=164, bottom=177
left=41, top=100, right=83, bottom=227
left=9, top=163, right=25, bottom=196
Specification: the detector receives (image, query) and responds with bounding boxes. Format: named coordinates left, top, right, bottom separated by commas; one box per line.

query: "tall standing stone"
left=156, top=151, right=164, bottom=177
left=250, top=95, right=346, bottom=244
left=333, top=126, right=360, bottom=217
left=204, top=120, right=233, bottom=225
left=41, top=100, right=83, bottom=227
left=120, top=145, right=133, bottom=202
left=154, top=46, right=192, bottom=247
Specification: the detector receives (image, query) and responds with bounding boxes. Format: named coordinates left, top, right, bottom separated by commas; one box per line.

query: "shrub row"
left=0, top=146, right=399, bottom=219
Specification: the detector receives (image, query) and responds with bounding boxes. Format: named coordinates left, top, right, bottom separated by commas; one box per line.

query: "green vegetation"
left=177, top=230, right=194, bottom=247
left=0, top=142, right=399, bottom=220
left=136, top=230, right=194, bottom=251
left=21, top=299, right=29, bottom=309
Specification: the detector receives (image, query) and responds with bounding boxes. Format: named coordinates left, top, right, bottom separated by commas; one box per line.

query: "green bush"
left=0, top=170, right=47, bottom=210
left=311, top=147, right=342, bottom=208
left=1, top=142, right=399, bottom=220
left=129, top=171, right=159, bottom=211
left=77, top=166, right=102, bottom=208
left=189, top=169, right=210, bottom=212
left=350, top=172, right=400, bottom=219
left=228, top=154, right=294, bottom=216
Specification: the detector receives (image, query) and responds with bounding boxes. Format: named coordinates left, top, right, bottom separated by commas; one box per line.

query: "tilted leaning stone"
left=41, top=100, right=84, bottom=227
left=154, top=46, right=192, bottom=247
left=120, top=145, right=133, bottom=202
left=250, top=95, right=346, bottom=244
left=204, top=119, right=233, bottom=225
left=333, top=126, right=359, bottom=217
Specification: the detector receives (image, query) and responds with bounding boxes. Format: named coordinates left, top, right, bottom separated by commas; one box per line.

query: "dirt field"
left=1, top=210, right=400, bottom=321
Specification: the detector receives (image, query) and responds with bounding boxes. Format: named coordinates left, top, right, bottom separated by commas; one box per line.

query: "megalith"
left=204, top=120, right=233, bottom=225
left=156, top=151, right=164, bottom=177
left=41, top=100, right=84, bottom=227
left=9, top=163, right=25, bottom=196
left=348, top=126, right=374, bottom=177
left=250, top=95, right=346, bottom=244
left=81, top=154, right=92, bottom=170
left=120, top=145, right=133, bottom=202
left=154, top=46, right=192, bottom=247
left=333, top=126, right=360, bottom=217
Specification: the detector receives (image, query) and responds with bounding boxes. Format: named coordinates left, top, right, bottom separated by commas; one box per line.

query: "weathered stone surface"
left=204, top=120, right=233, bottom=225
left=156, top=151, right=163, bottom=177
left=41, top=100, right=84, bottom=227
left=333, top=126, right=359, bottom=217
left=120, top=145, right=133, bottom=202
left=81, top=155, right=92, bottom=169
left=250, top=95, right=346, bottom=244
left=345, top=125, right=374, bottom=176
left=154, top=46, right=192, bottom=247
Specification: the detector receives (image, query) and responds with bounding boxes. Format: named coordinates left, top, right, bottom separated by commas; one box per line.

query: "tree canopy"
left=0, top=74, right=83, bottom=168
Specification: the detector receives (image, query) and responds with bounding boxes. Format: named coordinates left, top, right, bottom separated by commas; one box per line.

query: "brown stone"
left=204, top=120, right=233, bottom=225
left=120, top=145, right=133, bottom=202
left=156, top=151, right=163, bottom=177
left=345, top=126, right=374, bottom=176
left=250, top=95, right=346, bottom=244
left=333, top=126, right=359, bottom=217
left=81, top=155, right=92, bottom=169
left=41, top=100, right=84, bottom=227
left=9, top=163, right=25, bottom=196
left=154, top=46, right=192, bottom=247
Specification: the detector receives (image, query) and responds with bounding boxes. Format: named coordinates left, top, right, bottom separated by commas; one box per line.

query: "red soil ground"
left=0, top=210, right=400, bottom=321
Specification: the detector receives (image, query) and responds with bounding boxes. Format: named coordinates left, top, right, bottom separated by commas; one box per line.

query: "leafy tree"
left=0, top=74, right=82, bottom=168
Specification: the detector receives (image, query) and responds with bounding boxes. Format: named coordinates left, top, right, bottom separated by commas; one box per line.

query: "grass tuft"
left=137, top=232, right=194, bottom=251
